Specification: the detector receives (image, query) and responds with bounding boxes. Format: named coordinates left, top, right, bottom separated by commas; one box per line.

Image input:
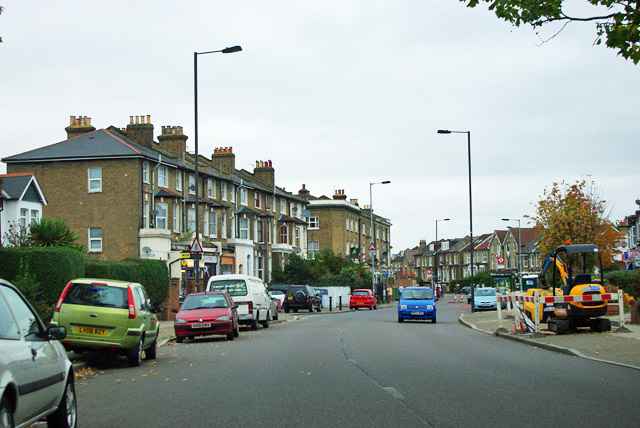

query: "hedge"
left=605, top=270, right=640, bottom=297
left=84, top=258, right=169, bottom=306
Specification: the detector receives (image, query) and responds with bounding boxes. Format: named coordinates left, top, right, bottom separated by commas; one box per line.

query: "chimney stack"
left=254, top=159, right=275, bottom=187
left=298, top=183, right=310, bottom=201
left=212, top=147, right=236, bottom=175
left=349, top=198, right=359, bottom=206
left=65, top=115, right=96, bottom=140
left=126, top=115, right=155, bottom=148
left=333, top=189, right=348, bottom=200
left=158, top=125, right=188, bottom=157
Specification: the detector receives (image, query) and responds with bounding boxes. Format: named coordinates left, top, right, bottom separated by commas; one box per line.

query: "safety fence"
left=496, top=290, right=625, bottom=334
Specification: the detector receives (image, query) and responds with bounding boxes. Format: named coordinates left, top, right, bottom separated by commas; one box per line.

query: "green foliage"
left=29, top=218, right=84, bottom=251
left=2, top=222, right=31, bottom=247
left=449, top=271, right=492, bottom=288
left=84, top=258, right=169, bottom=306
left=464, top=1, right=640, bottom=64
left=605, top=270, right=640, bottom=297
left=0, top=247, right=85, bottom=322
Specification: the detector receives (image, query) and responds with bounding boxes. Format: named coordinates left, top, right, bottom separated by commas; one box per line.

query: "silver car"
left=0, top=278, right=77, bottom=428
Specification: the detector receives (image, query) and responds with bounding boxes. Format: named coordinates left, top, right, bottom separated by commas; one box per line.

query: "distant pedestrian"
left=398, top=286, right=405, bottom=298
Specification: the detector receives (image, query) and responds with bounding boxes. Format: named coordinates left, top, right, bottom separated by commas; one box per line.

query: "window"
left=230, top=214, right=236, bottom=238
left=158, top=166, right=168, bottom=188
left=30, top=210, right=39, bottom=224
left=280, top=225, right=288, bottom=244
left=265, top=195, right=271, bottom=210
left=441, top=241, right=450, bottom=251
left=0, top=288, right=20, bottom=340
left=221, top=214, right=227, bottom=239
left=207, top=179, right=215, bottom=199
left=156, top=202, right=168, bottom=229
left=176, top=171, right=183, bottom=191
left=88, top=167, right=102, bottom=192
left=280, top=199, right=286, bottom=214
left=239, top=218, right=249, bottom=239
left=143, top=162, right=149, bottom=183
left=254, top=192, right=261, bottom=208
left=187, top=208, right=196, bottom=233
left=257, top=256, right=264, bottom=280
left=188, top=175, right=195, bottom=195
left=173, top=202, right=180, bottom=232
left=209, top=211, right=218, bottom=237
left=89, top=227, right=102, bottom=252
left=308, top=216, right=319, bottom=229
left=204, top=209, right=209, bottom=237
left=143, top=201, right=149, bottom=228
left=19, top=209, right=28, bottom=227
left=3, top=286, right=42, bottom=339
left=257, top=220, right=264, bottom=243
left=221, top=182, right=228, bottom=201
left=345, top=218, right=349, bottom=231
left=295, top=227, right=300, bottom=246
left=230, top=185, right=236, bottom=203
left=308, top=240, right=319, bottom=256
left=240, top=188, right=248, bottom=206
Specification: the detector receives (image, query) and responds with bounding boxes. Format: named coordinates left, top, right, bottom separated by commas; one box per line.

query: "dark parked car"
left=283, top=285, right=321, bottom=313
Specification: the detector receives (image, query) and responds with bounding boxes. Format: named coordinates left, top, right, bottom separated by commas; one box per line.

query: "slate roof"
left=0, top=173, right=47, bottom=204
left=2, top=129, right=174, bottom=166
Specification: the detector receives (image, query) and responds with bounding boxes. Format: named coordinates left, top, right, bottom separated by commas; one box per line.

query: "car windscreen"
left=475, top=289, right=496, bottom=297
left=208, top=280, right=248, bottom=296
left=269, top=290, right=285, bottom=296
left=63, top=283, right=128, bottom=309
left=353, top=291, right=369, bottom=296
left=181, top=294, right=229, bottom=310
left=402, top=289, right=433, bottom=300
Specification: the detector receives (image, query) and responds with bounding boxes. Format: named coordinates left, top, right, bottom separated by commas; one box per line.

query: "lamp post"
left=434, top=218, right=450, bottom=290
left=194, top=45, right=242, bottom=292
left=437, top=129, right=474, bottom=309
left=502, top=218, right=522, bottom=291
left=370, top=180, right=391, bottom=298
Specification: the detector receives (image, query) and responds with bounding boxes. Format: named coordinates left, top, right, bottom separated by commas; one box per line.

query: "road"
left=75, top=301, right=638, bottom=427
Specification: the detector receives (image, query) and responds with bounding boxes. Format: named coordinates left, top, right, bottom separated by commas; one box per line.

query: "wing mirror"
left=47, top=326, right=67, bottom=341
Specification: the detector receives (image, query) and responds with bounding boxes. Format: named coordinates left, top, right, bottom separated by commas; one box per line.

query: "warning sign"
left=190, top=237, right=204, bottom=254
left=368, top=242, right=376, bottom=252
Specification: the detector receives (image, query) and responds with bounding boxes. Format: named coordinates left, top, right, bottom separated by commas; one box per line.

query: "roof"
left=2, top=129, right=174, bottom=166
left=0, top=173, right=47, bottom=204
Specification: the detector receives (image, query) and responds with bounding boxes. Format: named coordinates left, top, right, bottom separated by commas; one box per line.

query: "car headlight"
left=427, top=305, right=434, bottom=310
left=216, top=315, right=230, bottom=321
left=175, top=318, right=187, bottom=324
left=400, top=305, right=407, bottom=309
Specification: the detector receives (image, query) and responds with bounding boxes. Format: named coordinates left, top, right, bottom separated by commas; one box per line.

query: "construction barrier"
left=496, top=290, right=625, bottom=334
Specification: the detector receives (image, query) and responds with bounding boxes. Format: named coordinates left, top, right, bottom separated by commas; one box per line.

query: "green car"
left=50, top=278, right=160, bottom=367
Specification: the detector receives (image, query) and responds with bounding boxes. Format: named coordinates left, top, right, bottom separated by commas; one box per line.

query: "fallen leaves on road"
left=75, top=366, right=96, bottom=379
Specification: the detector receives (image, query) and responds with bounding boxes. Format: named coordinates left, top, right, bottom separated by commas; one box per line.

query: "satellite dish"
left=636, top=199, right=640, bottom=206
left=301, top=210, right=311, bottom=218
left=142, top=246, right=152, bottom=254
left=150, top=210, right=159, bottom=216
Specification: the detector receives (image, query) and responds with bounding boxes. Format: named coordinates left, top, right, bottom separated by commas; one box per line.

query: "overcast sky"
left=1, top=1, right=638, bottom=253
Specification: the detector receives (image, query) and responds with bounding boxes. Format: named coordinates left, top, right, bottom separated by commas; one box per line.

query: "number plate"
left=288, top=296, right=293, bottom=300
left=411, top=311, right=424, bottom=316
left=191, top=323, right=211, bottom=329
left=78, top=326, right=107, bottom=336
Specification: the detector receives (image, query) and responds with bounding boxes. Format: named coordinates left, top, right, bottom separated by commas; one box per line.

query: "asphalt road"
left=74, top=303, right=639, bottom=427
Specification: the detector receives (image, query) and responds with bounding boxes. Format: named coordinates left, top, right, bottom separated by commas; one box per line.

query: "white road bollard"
left=496, top=291, right=503, bottom=329
left=618, top=289, right=625, bottom=329
left=533, top=291, right=540, bottom=333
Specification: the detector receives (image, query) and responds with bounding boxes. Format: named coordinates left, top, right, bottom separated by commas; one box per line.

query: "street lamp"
left=370, top=180, right=391, bottom=298
left=502, top=218, right=522, bottom=291
left=434, top=218, right=450, bottom=291
left=437, top=129, right=474, bottom=309
left=194, top=45, right=242, bottom=292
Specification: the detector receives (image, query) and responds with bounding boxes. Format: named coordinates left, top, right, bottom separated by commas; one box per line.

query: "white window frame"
left=173, top=202, right=180, bottom=232
left=221, top=213, right=227, bottom=239
left=230, top=185, right=236, bottom=203
left=187, top=208, right=196, bottom=233
left=308, top=240, right=319, bottom=256
left=280, top=225, right=288, bottom=244
left=239, top=217, right=249, bottom=240
left=188, top=175, right=195, bottom=195
left=207, top=179, right=215, bottom=199
left=158, top=166, right=168, bottom=188
left=156, top=202, right=168, bottom=230
left=19, top=208, right=28, bottom=227
left=308, top=216, right=319, bottom=229
left=88, top=227, right=103, bottom=252
left=176, top=171, right=183, bottom=192
left=88, top=167, right=102, bottom=193
left=254, top=192, right=261, bottom=209
left=240, top=188, right=248, bottom=206
left=221, top=182, right=228, bottom=201
left=209, top=211, right=218, bottom=238
left=280, top=199, right=286, bottom=214
left=30, top=209, right=39, bottom=225
left=143, top=201, right=149, bottom=229
left=143, top=162, right=150, bottom=184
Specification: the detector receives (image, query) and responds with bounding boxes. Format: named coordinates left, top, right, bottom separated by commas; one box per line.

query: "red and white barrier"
left=496, top=290, right=624, bottom=334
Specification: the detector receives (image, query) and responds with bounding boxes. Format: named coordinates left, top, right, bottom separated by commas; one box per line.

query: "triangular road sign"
left=190, top=236, right=204, bottom=253
left=368, top=242, right=376, bottom=252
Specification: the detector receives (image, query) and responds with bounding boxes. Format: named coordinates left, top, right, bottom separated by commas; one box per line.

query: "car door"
left=133, top=286, right=153, bottom=348
left=1, top=284, right=66, bottom=424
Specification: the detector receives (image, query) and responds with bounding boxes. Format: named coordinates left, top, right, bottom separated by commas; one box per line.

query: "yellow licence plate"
left=78, top=326, right=107, bottom=336
left=288, top=296, right=293, bottom=300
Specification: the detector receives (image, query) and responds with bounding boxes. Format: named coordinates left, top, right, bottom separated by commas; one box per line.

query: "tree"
left=527, top=180, right=621, bottom=267
left=463, top=1, right=640, bottom=64
left=2, top=222, right=30, bottom=247
left=29, top=218, right=83, bottom=250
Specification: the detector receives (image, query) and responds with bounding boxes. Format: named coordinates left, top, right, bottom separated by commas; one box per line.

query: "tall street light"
left=370, top=180, right=391, bottom=298
left=502, top=218, right=522, bottom=291
left=194, top=45, right=242, bottom=292
left=434, top=218, right=450, bottom=291
left=437, top=129, right=474, bottom=309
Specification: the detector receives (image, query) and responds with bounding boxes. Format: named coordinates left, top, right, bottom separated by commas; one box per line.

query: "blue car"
left=397, top=287, right=437, bottom=323
left=472, top=287, right=498, bottom=311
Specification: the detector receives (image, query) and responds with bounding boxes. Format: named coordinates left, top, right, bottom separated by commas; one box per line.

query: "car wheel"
left=369, top=304, right=373, bottom=310
left=284, top=306, right=290, bottom=313
left=432, top=317, right=437, bottom=324
left=127, top=339, right=143, bottom=367
left=398, top=316, right=404, bottom=323
left=233, top=321, right=240, bottom=337
left=1, top=395, right=15, bottom=428
left=316, top=305, right=322, bottom=312
left=261, top=312, right=270, bottom=328
left=293, top=308, right=298, bottom=313
left=46, top=377, right=77, bottom=428
left=308, top=305, right=314, bottom=313
left=374, top=304, right=377, bottom=310
left=145, top=339, right=157, bottom=360
left=227, top=328, right=234, bottom=340
left=273, top=311, right=279, bottom=321
left=176, top=336, right=184, bottom=343
left=251, top=319, right=259, bottom=330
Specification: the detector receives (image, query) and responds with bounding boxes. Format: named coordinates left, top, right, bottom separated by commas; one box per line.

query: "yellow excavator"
left=524, top=244, right=610, bottom=334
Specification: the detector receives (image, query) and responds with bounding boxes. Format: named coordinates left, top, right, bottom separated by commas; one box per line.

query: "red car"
left=350, top=289, right=377, bottom=310
left=173, top=291, right=239, bottom=342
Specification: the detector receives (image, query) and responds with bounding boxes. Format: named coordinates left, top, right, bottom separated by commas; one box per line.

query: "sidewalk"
left=456, top=299, right=640, bottom=370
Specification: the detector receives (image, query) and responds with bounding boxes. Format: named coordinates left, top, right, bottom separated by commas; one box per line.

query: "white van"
left=207, top=274, right=272, bottom=329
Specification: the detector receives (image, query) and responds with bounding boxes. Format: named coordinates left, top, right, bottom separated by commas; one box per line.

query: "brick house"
left=2, top=115, right=307, bottom=284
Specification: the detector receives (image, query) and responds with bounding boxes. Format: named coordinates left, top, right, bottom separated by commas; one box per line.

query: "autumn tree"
left=528, top=180, right=621, bottom=267
left=463, top=1, right=640, bottom=64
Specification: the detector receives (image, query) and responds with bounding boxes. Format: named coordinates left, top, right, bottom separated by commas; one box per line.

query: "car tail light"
left=55, top=281, right=73, bottom=312
left=306, top=295, right=310, bottom=301
left=248, top=301, right=253, bottom=314
left=127, top=286, right=136, bottom=319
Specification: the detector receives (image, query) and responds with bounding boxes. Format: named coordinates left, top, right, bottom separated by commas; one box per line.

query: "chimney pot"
left=147, top=114, right=151, bottom=124
left=130, top=116, right=134, bottom=125
left=69, top=116, right=75, bottom=126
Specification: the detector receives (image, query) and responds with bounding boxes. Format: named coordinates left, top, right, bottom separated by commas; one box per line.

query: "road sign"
left=190, top=236, right=203, bottom=253
left=427, top=268, right=433, bottom=274
left=368, top=242, right=376, bottom=252
left=180, top=252, right=191, bottom=259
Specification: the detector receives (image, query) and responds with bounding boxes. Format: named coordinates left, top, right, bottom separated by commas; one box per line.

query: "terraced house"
left=2, top=115, right=308, bottom=284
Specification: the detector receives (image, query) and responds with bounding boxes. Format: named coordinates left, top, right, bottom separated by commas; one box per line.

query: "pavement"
left=455, top=297, right=640, bottom=370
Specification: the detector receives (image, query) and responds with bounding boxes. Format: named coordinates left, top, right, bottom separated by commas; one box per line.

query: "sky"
left=1, top=1, right=638, bottom=254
